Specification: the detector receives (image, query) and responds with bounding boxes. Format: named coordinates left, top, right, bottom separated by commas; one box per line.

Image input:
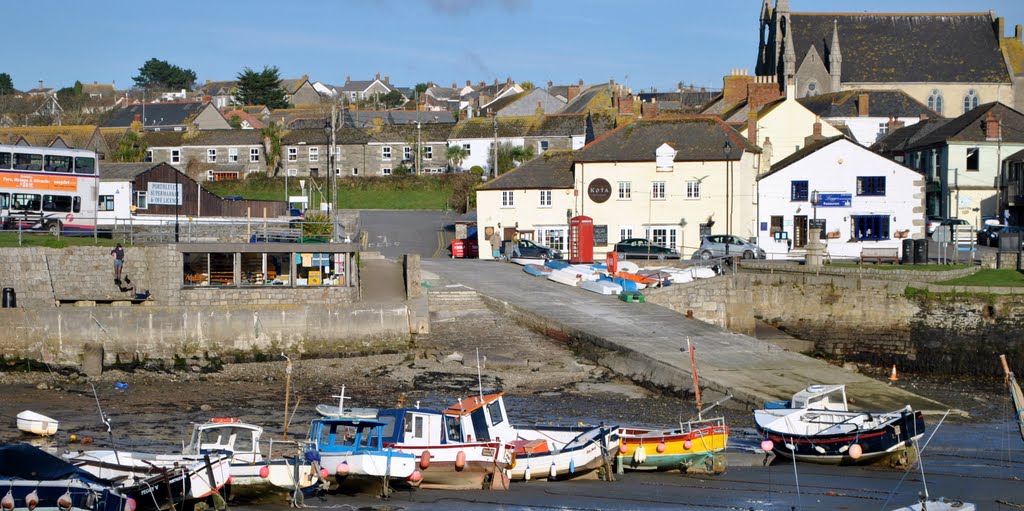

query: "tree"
left=415, top=83, right=428, bottom=95
left=521, top=81, right=535, bottom=90
left=446, top=144, right=469, bottom=172
left=261, top=123, right=285, bottom=176
left=0, top=73, right=13, bottom=95
left=133, top=58, right=197, bottom=90
left=378, top=90, right=405, bottom=109
left=112, top=130, right=148, bottom=162
left=227, top=114, right=242, bottom=129
left=487, top=142, right=535, bottom=175
left=235, top=66, right=289, bottom=109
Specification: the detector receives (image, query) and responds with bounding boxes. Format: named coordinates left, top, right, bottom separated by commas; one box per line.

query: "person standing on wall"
left=111, top=243, right=125, bottom=282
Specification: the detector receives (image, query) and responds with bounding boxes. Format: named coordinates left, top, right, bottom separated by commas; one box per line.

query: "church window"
left=963, top=90, right=979, bottom=113
left=927, top=90, right=943, bottom=115
left=804, top=80, right=819, bottom=97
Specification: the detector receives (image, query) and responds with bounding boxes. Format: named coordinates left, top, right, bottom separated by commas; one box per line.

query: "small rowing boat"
left=16, top=410, right=58, bottom=436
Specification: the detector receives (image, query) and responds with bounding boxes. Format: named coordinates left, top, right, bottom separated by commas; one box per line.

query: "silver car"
left=697, top=235, right=766, bottom=260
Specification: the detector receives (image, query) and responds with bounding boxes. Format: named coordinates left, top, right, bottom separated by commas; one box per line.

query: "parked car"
left=925, top=216, right=944, bottom=235
left=992, top=225, right=1024, bottom=249
left=696, top=235, right=766, bottom=260
left=512, top=239, right=562, bottom=260
left=613, top=238, right=681, bottom=260
left=930, top=217, right=971, bottom=240
left=978, top=223, right=1005, bottom=246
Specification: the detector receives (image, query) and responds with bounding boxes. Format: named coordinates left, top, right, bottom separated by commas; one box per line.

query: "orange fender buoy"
left=420, top=450, right=431, bottom=469
left=2, top=491, right=15, bottom=511
left=259, top=466, right=270, bottom=478
left=455, top=450, right=467, bottom=471
left=336, top=461, right=350, bottom=476
left=656, top=441, right=667, bottom=453
left=124, top=498, right=137, bottom=511
left=57, top=492, right=73, bottom=510
left=25, top=490, right=39, bottom=510
left=408, top=470, right=422, bottom=483
left=849, top=443, right=863, bottom=459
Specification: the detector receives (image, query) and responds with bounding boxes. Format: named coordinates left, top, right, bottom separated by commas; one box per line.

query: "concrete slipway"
left=421, top=259, right=950, bottom=414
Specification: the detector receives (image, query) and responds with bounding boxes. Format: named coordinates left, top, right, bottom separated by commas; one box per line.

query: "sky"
left=7, top=0, right=1024, bottom=94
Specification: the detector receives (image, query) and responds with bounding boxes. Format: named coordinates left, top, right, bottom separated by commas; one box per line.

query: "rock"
left=36, top=382, right=48, bottom=390
left=842, top=362, right=860, bottom=373
left=81, top=343, right=104, bottom=378
left=444, top=352, right=464, bottom=364
left=200, top=404, right=213, bottom=412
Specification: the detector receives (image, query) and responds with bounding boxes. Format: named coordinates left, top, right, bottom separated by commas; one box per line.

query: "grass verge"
left=0, top=232, right=120, bottom=248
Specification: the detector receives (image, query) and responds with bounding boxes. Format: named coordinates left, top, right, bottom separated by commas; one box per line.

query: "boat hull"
left=227, top=458, right=319, bottom=490
left=508, top=426, right=617, bottom=481
left=319, top=451, right=416, bottom=492
left=755, top=408, right=925, bottom=465
left=16, top=410, right=58, bottom=436
left=0, top=478, right=129, bottom=511
left=617, top=420, right=729, bottom=473
left=395, top=443, right=511, bottom=490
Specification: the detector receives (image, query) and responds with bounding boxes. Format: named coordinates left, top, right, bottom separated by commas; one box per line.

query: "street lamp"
left=492, top=117, right=499, bottom=179
left=723, top=140, right=732, bottom=235
left=416, top=120, right=422, bottom=176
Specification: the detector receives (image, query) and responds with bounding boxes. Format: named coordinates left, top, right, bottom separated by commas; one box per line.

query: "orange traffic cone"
left=889, top=364, right=899, bottom=382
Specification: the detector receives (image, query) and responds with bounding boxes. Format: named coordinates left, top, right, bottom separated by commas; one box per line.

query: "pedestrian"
left=489, top=230, right=502, bottom=260
left=111, top=243, right=125, bottom=281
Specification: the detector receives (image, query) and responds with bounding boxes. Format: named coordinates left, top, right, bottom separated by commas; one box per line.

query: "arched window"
left=927, top=89, right=944, bottom=115
left=804, top=80, right=819, bottom=97
left=963, top=89, right=979, bottom=113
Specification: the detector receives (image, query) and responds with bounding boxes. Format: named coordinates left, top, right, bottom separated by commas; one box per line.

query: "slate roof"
left=529, top=114, right=586, bottom=137
left=81, top=83, right=115, bottom=98
left=141, top=131, right=186, bottom=147
left=871, top=118, right=949, bottom=153
left=0, top=126, right=99, bottom=148
left=280, top=77, right=310, bottom=94
left=100, top=162, right=179, bottom=181
left=639, top=91, right=719, bottom=109
left=280, top=127, right=369, bottom=145
left=561, top=84, right=613, bottom=114
left=798, top=90, right=939, bottom=118
left=760, top=136, right=846, bottom=178
left=106, top=102, right=209, bottom=128
left=790, top=13, right=1010, bottom=83
left=888, top=102, right=1024, bottom=149
left=1006, top=147, right=1024, bottom=162
left=574, top=117, right=757, bottom=163
left=199, top=81, right=237, bottom=95
left=449, top=117, right=535, bottom=138
left=477, top=150, right=575, bottom=190
left=343, top=110, right=457, bottom=128
left=365, top=123, right=454, bottom=143
left=100, top=127, right=127, bottom=150
left=184, top=130, right=264, bottom=146
left=481, top=90, right=529, bottom=112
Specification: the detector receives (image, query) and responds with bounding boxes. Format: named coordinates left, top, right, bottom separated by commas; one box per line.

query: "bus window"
left=13, top=193, right=41, bottom=211
left=44, top=155, right=73, bottom=172
left=0, top=193, right=8, bottom=209
left=74, top=156, right=96, bottom=174
left=73, top=196, right=81, bottom=213
left=0, top=152, right=11, bottom=170
left=13, top=153, right=42, bottom=171
left=43, top=195, right=73, bottom=213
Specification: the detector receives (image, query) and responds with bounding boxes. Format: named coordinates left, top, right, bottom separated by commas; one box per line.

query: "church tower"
left=829, top=20, right=843, bottom=91
left=756, top=0, right=774, bottom=75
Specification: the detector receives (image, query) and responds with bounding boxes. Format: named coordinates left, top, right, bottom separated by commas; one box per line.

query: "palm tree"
left=510, top=145, right=536, bottom=166
left=261, top=123, right=284, bottom=177
left=447, top=144, right=469, bottom=172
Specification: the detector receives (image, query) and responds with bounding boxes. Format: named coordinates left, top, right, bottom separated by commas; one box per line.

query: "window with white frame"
left=229, top=148, right=239, bottom=162
left=207, top=149, right=217, bottom=163
left=539, top=190, right=552, bottom=207
left=171, top=149, right=181, bottom=163
left=382, top=146, right=392, bottom=160
left=501, top=191, right=514, bottom=207
left=927, top=89, right=943, bottom=115
left=618, top=181, right=631, bottom=200
left=646, top=226, right=677, bottom=249
left=352, top=167, right=359, bottom=176
left=250, top=148, right=260, bottom=162
left=135, top=191, right=148, bottom=209
left=963, top=89, right=979, bottom=113
left=462, top=143, right=471, bottom=155
left=424, top=146, right=433, bottom=160
left=287, top=168, right=297, bottom=176
left=540, top=140, right=549, bottom=153
left=287, top=147, right=297, bottom=162
left=651, top=181, right=666, bottom=200
left=144, top=150, right=153, bottom=162
left=309, top=147, right=319, bottom=162
left=619, top=226, right=633, bottom=241
left=540, top=227, right=567, bottom=251
left=686, top=180, right=700, bottom=199
left=382, top=167, right=392, bottom=176
left=404, top=146, right=412, bottom=161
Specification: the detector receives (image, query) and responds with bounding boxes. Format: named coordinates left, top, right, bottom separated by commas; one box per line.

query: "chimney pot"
left=384, top=74, right=389, bottom=83
left=451, top=82, right=456, bottom=88
left=376, top=72, right=380, bottom=80
left=1016, top=24, right=1022, bottom=40
left=466, top=80, right=471, bottom=87
left=578, top=78, right=584, bottom=87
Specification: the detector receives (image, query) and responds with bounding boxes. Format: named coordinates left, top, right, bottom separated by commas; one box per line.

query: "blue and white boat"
left=308, top=417, right=417, bottom=494
left=0, top=443, right=132, bottom=511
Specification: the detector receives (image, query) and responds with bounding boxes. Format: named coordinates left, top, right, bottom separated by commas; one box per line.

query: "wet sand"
left=2, top=303, right=1022, bottom=509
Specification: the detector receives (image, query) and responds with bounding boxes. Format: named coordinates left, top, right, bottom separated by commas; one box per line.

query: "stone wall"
left=644, top=274, right=755, bottom=335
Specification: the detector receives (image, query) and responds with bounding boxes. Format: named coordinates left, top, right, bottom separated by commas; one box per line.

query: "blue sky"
left=7, top=0, right=1024, bottom=94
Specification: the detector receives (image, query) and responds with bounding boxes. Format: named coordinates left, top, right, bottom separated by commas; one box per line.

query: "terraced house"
left=280, top=127, right=369, bottom=178
left=363, top=123, right=454, bottom=176
left=142, top=130, right=265, bottom=180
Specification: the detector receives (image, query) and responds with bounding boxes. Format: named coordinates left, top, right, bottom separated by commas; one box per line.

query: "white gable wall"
left=757, top=139, right=924, bottom=260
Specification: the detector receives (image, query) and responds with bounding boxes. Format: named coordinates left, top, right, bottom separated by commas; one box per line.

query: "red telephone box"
left=569, top=215, right=594, bottom=263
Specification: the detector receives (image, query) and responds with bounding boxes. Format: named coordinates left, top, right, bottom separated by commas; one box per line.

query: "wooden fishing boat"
left=754, top=384, right=925, bottom=465
left=1001, top=354, right=1024, bottom=443
left=16, top=410, right=59, bottom=436
left=184, top=418, right=322, bottom=497
left=443, top=393, right=617, bottom=482
left=378, top=407, right=514, bottom=490
left=64, top=449, right=231, bottom=510
left=0, top=444, right=132, bottom=511
left=308, top=416, right=417, bottom=495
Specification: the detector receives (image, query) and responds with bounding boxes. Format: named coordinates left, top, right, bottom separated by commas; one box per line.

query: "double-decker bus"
left=0, top=144, right=98, bottom=234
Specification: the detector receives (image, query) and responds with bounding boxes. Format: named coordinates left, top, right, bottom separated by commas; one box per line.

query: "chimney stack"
left=1017, top=24, right=1023, bottom=40
left=618, top=94, right=635, bottom=115
left=466, top=80, right=471, bottom=87
left=886, top=116, right=905, bottom=134
left=857, top=93, right=870, bottom=117
left=451, top=82, right=456, bottom=88
left=641, top=101, right=659, bottom=119
left=459, top=109, right=467, bottom=120
left=986, top=111, right=1002, bottom=140
left=384, top=74, right=389, bottom=83
left=375, top=72, right=380, bottom=80
left=37, top=80, right=44, bottom=90
left=547, top=80, right=553, bottom=88
left=747, top=105, right=758, bottom=146
left=722, top=69, right=754, bottom=107
left=804, top=117, right=826, bottom=145
left=567, top=84, right=581, bottom=101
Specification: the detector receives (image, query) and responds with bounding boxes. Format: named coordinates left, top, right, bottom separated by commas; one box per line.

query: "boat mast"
left=476, top=347, right=484, bottom=401
left=282, top=353, right=292, bottom=440
left=332, top=385, right=350, bottom=416
left=688, top=338, right=703, bottom=420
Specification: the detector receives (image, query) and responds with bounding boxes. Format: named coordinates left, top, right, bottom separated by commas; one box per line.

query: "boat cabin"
left=792, top=385, right=848, bottom=411
left=378, top=408, right=455, bottom=446
left=443, top=393, right=514, bottom=443
left=185, top=419, right=264, bottom=464
left=310, top=418, right=387, bottom=454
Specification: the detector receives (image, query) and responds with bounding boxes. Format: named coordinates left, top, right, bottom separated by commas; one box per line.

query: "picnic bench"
left=859, top=247, right=900, bottom=264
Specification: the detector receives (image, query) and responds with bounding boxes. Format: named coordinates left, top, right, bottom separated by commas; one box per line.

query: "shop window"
left=856, top=176, right=886, bottom=196
left=295, top=252, right=347, bottom=286
left=240, top=253, right=291, bottom=286
left=852, top=215, right=890, bottom=241
left=770, top=216, right=783, bottom=236
left=182, top=253, right=209, bottom=286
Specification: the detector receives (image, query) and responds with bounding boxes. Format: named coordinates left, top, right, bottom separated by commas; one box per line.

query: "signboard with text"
left=0, top=174, right=77, bottom=191
left=594, top=225, right=608, bottom=245
left=817, top=193, right=852, bottom=207
left=147, top=182, right=182, bottom=206
left=587, top=178, right=612, bottom=203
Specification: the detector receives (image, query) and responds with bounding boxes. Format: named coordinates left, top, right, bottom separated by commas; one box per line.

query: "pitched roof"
left=342, top=110, right=456, bottom=128
left=100, top=162, right=182, bottom=181
left=798, top=89, right=939, bottom=119
left=185, top=130, right=264, bottom=146
left=80, top=83, right=115, bottom=97
left=199, top=81, right=238, bottom=95
left=99, top=127, right=128, bottom=150
left=761, top=136, right=846, bottom=178
left=528, top=114, right=586, bottom=137
left=790, top=13, right=1010, bottom=83
left=0, top=126, right=99, bottom=148
left=477, top=150, right=575, bottom=190
left=449, top=116, right=535, bottom=138
left=574, top=117, right=756, bottom=163
left=561, top=84, right=613, bottom=114
left=280, top=127, right=370, bottom=145
left=221, top=110, right=266, bottom=129
left=106, top=102, right=210, bottom=128
left=365, top=123, right=454, bottom=143
left=897, top=102, right=1024, bottom=148
left=871, top=118, right=949, bottom=153
left=140, top=131, right=186, bottom=147
left=280, top=77, right=310, bottom=94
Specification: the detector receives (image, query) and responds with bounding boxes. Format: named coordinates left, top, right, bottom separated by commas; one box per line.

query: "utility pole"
left=330, top=101, right=337, bottom=217
left=492, top=117, right=499, bottom=179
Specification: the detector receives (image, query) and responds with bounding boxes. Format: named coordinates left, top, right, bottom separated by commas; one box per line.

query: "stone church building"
left=754, top=0, right=1024, bottom=116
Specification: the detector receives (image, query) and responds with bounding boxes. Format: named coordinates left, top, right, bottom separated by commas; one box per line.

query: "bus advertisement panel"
left=0, top=144, right=98, bottom=234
